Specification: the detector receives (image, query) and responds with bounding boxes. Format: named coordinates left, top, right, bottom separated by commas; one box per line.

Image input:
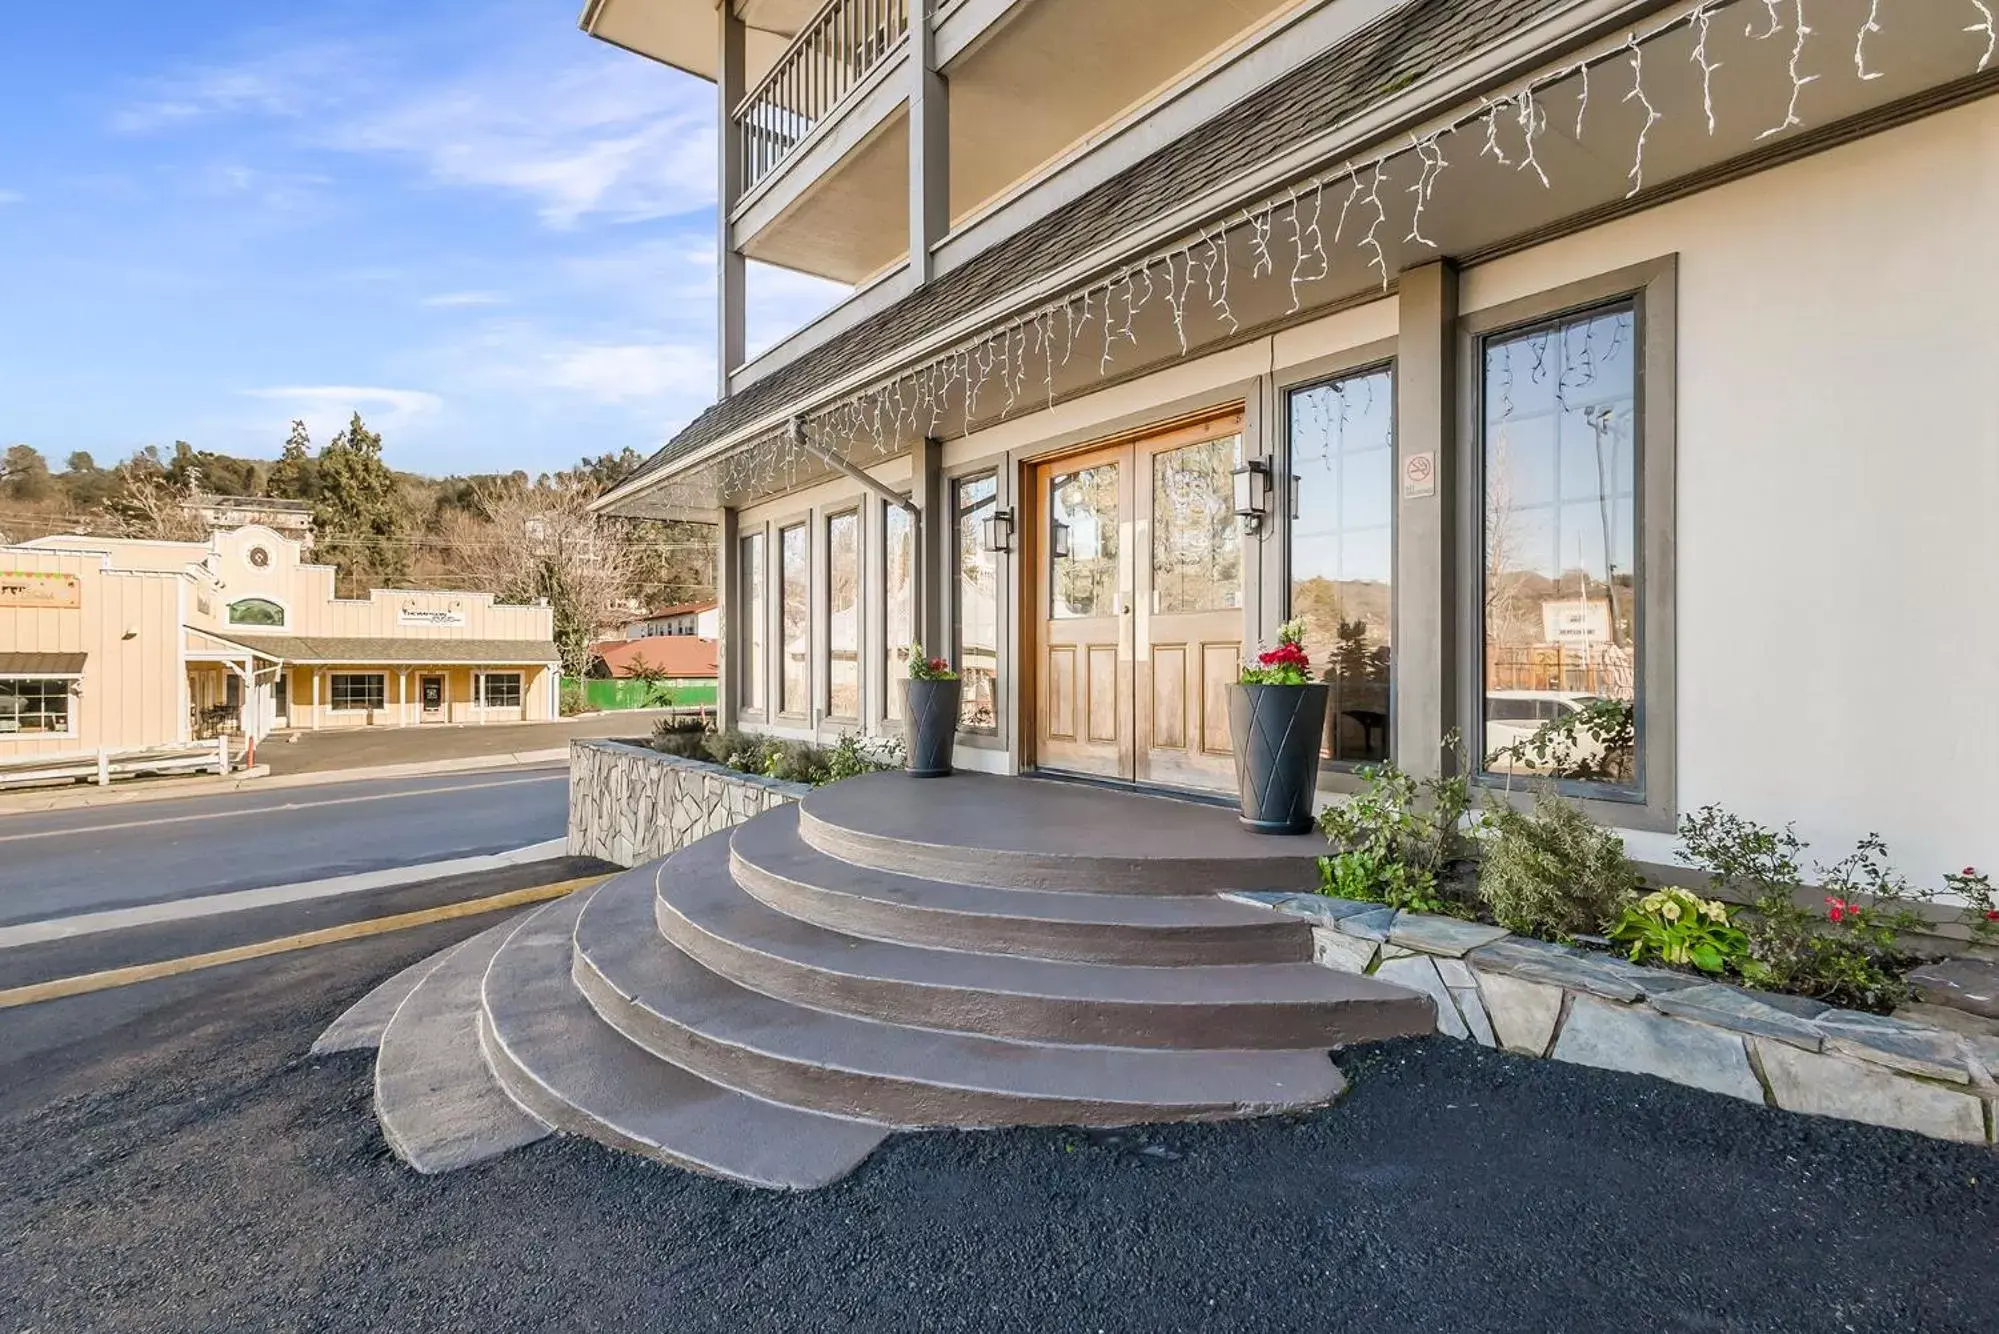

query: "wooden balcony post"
left=908, top=0, right=948, bottom=284
left=718, top=4, right=748, bottom=393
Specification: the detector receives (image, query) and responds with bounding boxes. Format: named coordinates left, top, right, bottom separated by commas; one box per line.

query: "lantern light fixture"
left=1049, top=520, right=1071, bottom=560
left=981, top=507, right=1016, bottom=554
left=1232, top=459, right=1273, bottom=531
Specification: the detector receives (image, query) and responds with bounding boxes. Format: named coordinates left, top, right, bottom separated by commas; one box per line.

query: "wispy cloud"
left=421, top=291, right=508, bottom=308
left=239, top=385, right=445, bottom=445
left=110, top=45, right=346, bottom=133
left=0, top=189, right=22, bottom=206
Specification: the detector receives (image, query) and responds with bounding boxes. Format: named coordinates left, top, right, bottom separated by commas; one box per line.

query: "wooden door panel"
left=1085, top=646, right=1119, bottom=743
left=1046, top=647, right=1077, bottom=740
left=1151, top=645, right=1188, bottom=750
left=1200, top=641, right=1240, bottom=755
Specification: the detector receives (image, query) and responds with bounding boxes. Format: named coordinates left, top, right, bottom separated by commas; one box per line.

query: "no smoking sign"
left=1402, top=451, right=1437, bottom=500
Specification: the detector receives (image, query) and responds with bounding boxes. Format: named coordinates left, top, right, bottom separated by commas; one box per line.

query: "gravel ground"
left=1, top=919, right=1993, bottom=1334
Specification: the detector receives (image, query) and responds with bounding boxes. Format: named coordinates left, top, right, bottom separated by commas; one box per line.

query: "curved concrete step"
left=731, top=805, right=1313, bottom=965
left=658, top=832, right=1435, bottom=1050
left=796, top=771, right=1323, bottom=893
left=374, top=915, right=549, bottom=1174
left=574, top=867, right=1346, bottom=1128
left=314, top=935, right=475, bottom=1055
left=479, top=886, right=889, bottom=1190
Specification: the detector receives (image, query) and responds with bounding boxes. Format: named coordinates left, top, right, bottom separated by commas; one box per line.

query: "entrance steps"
left=329, top=771, right=1435, bottom=1189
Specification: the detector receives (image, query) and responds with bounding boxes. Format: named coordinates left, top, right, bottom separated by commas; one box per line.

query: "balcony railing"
left=734, top=0, right=911, bottom=195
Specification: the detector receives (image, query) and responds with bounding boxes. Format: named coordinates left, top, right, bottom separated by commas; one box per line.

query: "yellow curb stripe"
left=0, top=876, right=606, bottom=1011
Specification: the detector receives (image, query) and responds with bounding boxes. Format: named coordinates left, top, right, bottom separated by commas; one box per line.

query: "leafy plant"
left=1609, top=887, right=1749, bottom=974
left=1241, top=618, right=1312, bottom=686
left=1487, top=696, right=1636, bottom=785
left=1477, top=789, right=1641, bottom=940
left=1943, top=866, right=1999, bottom=945
left=906, top=642, right=957, bottom=682
left=1316, top=734, right=1477, bottom=916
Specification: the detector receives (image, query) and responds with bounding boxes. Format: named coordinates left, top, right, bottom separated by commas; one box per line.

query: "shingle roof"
left=620, top=0, right=1573, bottom=493
left=0, top=652, right=87, bottom=676
left=221, top=635, right=561, bottom=665
left=590, top=637, right=719, bottom=679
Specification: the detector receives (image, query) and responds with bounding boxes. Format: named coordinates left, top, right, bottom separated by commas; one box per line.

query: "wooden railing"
left=735, top=0, right=911, bottom=194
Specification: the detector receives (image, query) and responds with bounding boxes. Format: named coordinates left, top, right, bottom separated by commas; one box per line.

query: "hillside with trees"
left=0, top=424, right=712, bottom=679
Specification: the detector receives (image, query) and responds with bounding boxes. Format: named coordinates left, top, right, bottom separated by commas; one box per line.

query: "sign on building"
left=398, top=603, right=467, bottom=627
left=0, top=572, right=81, bottom=610
left=1541, top=598, right=1613, bottom=647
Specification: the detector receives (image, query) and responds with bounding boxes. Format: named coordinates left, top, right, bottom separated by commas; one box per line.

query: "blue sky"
left=0, top=0, right=843, bottom=478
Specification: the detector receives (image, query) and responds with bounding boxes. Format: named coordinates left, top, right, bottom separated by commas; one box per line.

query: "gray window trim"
left=875, top=491, right=917, bottom=732
left=1276, top=338, right=1400, bottom=794
left=773, top=512, right=813, bottom=722
left=1457, top=254, right=1678, bottom=833
left=945, top=456, right=1008, bottom=747
left=822, top=504, right=865, bottom=725
left=737, top=525, right=769, bottom=725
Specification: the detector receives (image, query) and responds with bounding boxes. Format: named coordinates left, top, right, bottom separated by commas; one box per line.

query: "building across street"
left=1, top=524, right=560, bottom=756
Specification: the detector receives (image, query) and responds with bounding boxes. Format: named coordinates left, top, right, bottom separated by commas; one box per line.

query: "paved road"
left=0, top=908, right=1991, bottom=1334
left=0, top=766, right=569, bottom=926
left=259, top=710, right=678, bottom=776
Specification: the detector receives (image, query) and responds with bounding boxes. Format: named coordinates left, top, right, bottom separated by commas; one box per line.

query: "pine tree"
left=313, top=412, right=408, bottom=594
left=267, top=420, right=318, bottom=501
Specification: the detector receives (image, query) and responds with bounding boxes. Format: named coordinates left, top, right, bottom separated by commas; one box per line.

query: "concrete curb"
left=0, top=749, right=571, bottom=817
left=0, top=839, right=572, bottom=950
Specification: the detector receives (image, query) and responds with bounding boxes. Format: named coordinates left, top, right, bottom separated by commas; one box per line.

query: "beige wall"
left=283, top=664, right=556, bottom=729
left=0, top=548, right=187, bottom=756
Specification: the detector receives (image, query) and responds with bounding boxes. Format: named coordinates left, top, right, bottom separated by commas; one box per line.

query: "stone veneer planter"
left=1228, top=891, right=1999, bottom=1148
left=567, top=739, right=812, bottom=869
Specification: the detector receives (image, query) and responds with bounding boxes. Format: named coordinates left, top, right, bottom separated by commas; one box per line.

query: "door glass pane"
left=1481, top=303, right=1639, bottom=791
left=780, top=523, right=808, bottom=715
left=1290, top=368, right=1394, bottom=765
left=954, top=473, right=998, bottom=730
left=827, top=511, right=860, bottom=718
left=1151, top=435, right=1241, bottom=614
left=741, top=532, right=765, bottom=712
left=1050, top=461, right=1120, bottom=619
left=884, top=504, right=913, bottom=720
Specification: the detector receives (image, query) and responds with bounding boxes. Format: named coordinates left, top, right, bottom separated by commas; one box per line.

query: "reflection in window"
left=1152, top=434, right=1241, bottom=614
left=1050, top=461, right=1120, bottom=619
left=0, top=677, right=72, bottom=734
left=1481, top=303, right=1639, bottom=791
left=1290, top=368, right=1394, bottom=765
left=741, top=532, right=765, bottom=713
left=954, top=473, right=998, bottom=730
left=227, top=597, right=285, bottom=627
left=780, top=523, right=809, bottom=715
left=827, top=511, right=860, bottom=718
left=884, top=504, right=913, bottom=721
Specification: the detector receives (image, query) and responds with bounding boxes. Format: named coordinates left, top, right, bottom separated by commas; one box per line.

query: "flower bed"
left=1232, top=891, right=1999, bottom=1147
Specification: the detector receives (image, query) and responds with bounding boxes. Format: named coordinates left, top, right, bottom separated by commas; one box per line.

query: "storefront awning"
left=0, top=651, right=86, bottom=676
left=219, top=635, right=561, bottom=666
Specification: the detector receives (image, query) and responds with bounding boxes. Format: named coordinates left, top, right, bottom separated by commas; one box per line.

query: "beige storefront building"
left=1, top=525, right=559, bottom=758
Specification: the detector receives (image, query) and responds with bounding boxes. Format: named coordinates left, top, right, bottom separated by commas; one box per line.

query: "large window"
left=0, top=678, right=73, bottom=735
left=480, top=673, right=523, bottom=709
left=779, top=522, right=809, bottom=716
left=826, top=510, right=860, bottom=719
left=329, top=673, right=386, bottom=712
left=227, top=597, right=285, bottom=627
left=1152, top=434, right=1241, bottom=614
left=1479, top=301, right=1639, bottom=794
left=741, top=531, right=766, bottom=714
left=953, top=472, right=999, bottom=730
left=883, top=503, right=914, bottom=721
left=1290, top=366, right=1394, bottom=766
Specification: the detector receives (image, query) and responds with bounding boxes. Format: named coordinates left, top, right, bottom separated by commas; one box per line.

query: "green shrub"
left=559, top=682, right=588, bottom=717
left=648, top=715, right=708, bottom=758
left=1317, top=734, right=1476, bottom=916
left=1608, top=887, right=1749, bottom=974
left=648, top=725, right=898, bottom=788
left=1476, top=790, right=1640, bottom=940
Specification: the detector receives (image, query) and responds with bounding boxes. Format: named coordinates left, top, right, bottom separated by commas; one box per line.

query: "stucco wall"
left=567, top=738, right=811, bottom=868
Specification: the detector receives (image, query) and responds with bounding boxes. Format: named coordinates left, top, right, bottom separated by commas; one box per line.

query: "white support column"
left=399, top=670, right=408, bottom=727
left=908, top=0, right=949, bottom=284
left=716, top=4, right=746, bottom=393
left=310, top=667, right=320, bottom=731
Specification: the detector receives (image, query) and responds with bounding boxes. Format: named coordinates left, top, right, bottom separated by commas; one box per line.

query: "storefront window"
left=883, top=504, right=913, bottom=721
left=741, top=532, right=765, bottom=714
left=826, top=510, right=860, bottom=719
left=1289, top=366, right=1394, bottom=765
left=329, top=673, right=386, bottom=712
left=779, top=523, right=809, bottom=716
left=0, top=677, right=73, bottom=734
left=480, top=673, right=523, bottom=709
left=954, top=473, right=999, bottom=730
left=1480, top=302, right=1639, bottom=793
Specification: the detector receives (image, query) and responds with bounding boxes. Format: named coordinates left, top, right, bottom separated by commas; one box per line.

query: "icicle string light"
left=708, top=0, right=1980, bottom=501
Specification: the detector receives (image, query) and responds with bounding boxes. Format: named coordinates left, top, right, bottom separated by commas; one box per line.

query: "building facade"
left=585, top=0, right=1999, bottom=876
left=2, top=525, right=560, bottom=755
left=623, top=600, right=722, bottom=639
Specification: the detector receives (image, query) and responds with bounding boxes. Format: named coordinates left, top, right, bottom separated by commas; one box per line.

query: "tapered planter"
left=902, top=678, right=963, bottom=778
left=1228, top=683, right=1329, bottom=834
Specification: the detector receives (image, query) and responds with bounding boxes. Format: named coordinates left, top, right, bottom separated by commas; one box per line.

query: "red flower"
left=928, top=658, right=948, bottom=672
left=1986, top=910, right=1999, bottom=922
left=1965, top=867, right=1980, bottom=877
left=1257, top=643, right=1310, bottom=669
left=1825, top=896, right=1851, bottom=924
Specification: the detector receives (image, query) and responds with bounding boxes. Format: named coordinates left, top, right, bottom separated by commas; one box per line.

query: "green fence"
left=582, top=678, right=717, bottom=712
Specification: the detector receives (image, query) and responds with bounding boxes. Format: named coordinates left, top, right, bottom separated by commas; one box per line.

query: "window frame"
left=822, top=505, right=864, bottom=724
left=775, top=516, right=812, bottom=721
left=0, top=674, right=78, bottom=739
left=327, top=672, right=388, bottom=713
left=1457, top=255, right=1678, bottom=832
left=738, top=527, right=768, bottom=723
left=477, top=671, right=524, bottom=710
left=878, top=495, right=916, bottom=728
left=1277, top=342, right=1400, bottom=785
left=949, top=464, right=1004, bottom=740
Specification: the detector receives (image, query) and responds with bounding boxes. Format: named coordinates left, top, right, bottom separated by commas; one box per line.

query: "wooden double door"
left=1031, top=411, right=1245, bottom=792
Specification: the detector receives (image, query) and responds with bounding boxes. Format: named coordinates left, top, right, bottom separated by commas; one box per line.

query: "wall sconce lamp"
left=1232, top=459, right=1273, bottom=532
left=1049, top=520, right=1071, bottom=560
left=981, top=507, right=1016, bottom=554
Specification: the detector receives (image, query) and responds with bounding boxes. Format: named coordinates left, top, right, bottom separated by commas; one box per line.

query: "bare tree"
left=475, top=476, right=643, bottom=680
left=94, top=459, right=210, bottom=542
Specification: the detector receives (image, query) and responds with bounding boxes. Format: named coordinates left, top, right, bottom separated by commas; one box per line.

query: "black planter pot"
left=902, top=677, right=963, bottom=777
left=1228, top=682, right=1329, bottom=835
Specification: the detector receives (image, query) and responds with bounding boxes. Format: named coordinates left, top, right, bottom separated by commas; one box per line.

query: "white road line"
left=0, top=839, right=572, bottom=949
left=0, top=772, right=566, bottom=843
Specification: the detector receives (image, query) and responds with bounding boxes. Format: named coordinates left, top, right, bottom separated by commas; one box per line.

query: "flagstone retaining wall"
left=1233, top=891, right=1999, bottom=1148
left=568, top=739, right=810, bottom=868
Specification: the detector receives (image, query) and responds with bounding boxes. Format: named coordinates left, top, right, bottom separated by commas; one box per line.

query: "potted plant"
left=901, top=643, right=961, bottom=778
left=1228, top=619, right=1328, bottom=834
